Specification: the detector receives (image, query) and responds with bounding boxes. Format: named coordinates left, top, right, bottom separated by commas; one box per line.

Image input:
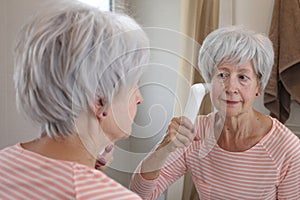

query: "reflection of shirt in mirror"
left=131, top=113, right=300, bottom=200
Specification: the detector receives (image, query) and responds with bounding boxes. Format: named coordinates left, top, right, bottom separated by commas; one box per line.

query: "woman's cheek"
left=210, top=82, right=225, bottom=109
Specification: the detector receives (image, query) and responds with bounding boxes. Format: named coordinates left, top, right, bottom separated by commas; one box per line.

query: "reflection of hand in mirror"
left=139, top=116, right=200, bottom=181
left=95, top=144, right=114, bottom=170
left=158, top=117, right=200, bottom=153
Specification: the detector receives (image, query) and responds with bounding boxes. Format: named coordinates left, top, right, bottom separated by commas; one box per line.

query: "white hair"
left=198, top=26, right=274, bottom=90
left=14, top=0, right=150, bottom=138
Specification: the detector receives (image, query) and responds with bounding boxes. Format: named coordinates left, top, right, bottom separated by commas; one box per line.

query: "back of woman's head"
left=198, top=26, right=274, bottom=91
left=14, top=0, right=150, bottom=138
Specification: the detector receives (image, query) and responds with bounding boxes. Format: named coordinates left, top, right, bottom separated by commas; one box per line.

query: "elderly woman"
left=0, top=1, right=149, bottom=199
left=130, top=26, right=300, bottom=199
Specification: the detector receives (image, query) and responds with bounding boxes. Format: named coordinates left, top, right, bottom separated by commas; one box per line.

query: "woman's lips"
left=222, top=99, right=240, bottom=104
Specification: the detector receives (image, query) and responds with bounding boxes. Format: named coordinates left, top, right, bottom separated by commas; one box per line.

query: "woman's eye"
left=239, top=75, right=249, bottom=81
left=218, top=72, right=228, bottom=79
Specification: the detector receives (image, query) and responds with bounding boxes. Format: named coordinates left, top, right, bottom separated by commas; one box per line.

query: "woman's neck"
left=223, top=111, right=256, bottom=136
left=22, top=110, right=112, bottom=168
left=22, top=134, right=99, bottom=168
left=217, top=110, right=272, bottom=152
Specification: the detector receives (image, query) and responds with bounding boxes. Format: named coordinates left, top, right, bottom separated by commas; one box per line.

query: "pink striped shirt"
left=0, top=143, right=141, bottom=200
left=130, top=113, right=300, bottom=200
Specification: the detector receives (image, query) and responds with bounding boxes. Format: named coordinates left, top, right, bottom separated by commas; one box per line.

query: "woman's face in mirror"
left=210, top=61, right=260, bottom=117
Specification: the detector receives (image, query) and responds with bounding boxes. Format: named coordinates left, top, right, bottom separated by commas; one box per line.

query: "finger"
left=177, top=125, right=195, bottom=140
left=98, top=145, right=114, bottom=161
left=95, top=156, right=107, bottom=170
left=103, top=153, right=114, bottom=164
left=165, top=117, right=196, bottom=151
left=105, top=144, right=114, bottom=153
left=95, top=163, right=106, bottom=170
left=95, top=153, right=114, bottom=170
left=178, top=116, right=195, bottom=132
left=176, top=133, right=192, bottom=147
left=171, top=116, right=195, bottom=131
left=171, top=137, right=184, bottom=148
left=168, top=125, right=194, bottom=144
left=170, top=117, right=183, bottom=128
left=167, top=123, right=179, bottom=137
left=96, top=157, right=106, bottom=166
left=101, top=144, right=114, bottom=156
left=169, top=118, right=195, bottom=139
left=95, top=144, right=114, bottom=170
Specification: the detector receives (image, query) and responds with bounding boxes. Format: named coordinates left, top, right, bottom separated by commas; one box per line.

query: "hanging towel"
left=264, top=0, right=300, bottom=123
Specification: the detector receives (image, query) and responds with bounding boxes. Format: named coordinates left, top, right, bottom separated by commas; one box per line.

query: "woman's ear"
left=94, top=98, right=107, bottom=121
left=256, top=82, right=262, bottom=97
left=255, top=88, right=261, bottom=97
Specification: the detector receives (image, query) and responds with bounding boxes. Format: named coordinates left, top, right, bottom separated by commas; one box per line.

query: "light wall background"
left=0, top=0, right=55, bottom=148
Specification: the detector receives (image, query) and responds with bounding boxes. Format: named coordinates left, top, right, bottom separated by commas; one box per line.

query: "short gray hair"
left=14, top=1, right=150, bottom=138
left=198, top=26, right=274, bottom=90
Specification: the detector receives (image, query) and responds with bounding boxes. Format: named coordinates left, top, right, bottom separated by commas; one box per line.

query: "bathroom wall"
left=0, top=0, right=59, bottom=148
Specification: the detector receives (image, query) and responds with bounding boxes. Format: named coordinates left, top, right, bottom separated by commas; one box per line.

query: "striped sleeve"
left=130, top=144, right=189, bottom=200
left=276, top=132, right=300, bottom=199
left=259, top=119, right=300, bottom=199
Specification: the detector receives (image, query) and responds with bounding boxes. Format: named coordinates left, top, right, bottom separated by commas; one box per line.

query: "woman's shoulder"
left=0, top=144, right=141, bottom=199
left=72, top=164, right=141, bottom=199
left=269, top=117, right=299, bottom=141
left=261, top=116, right=300, bottom=157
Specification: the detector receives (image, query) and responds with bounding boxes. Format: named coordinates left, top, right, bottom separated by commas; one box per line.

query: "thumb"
left=101, top=144, right=114, bottom=156
left=95, top=144, right=114, bottom=170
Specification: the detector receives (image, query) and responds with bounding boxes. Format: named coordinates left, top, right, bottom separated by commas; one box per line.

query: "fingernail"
left=95, top=164, right=101, bottom=169
left=97, top=157, right=106, bottom=165
left=105, top=145, right=113, bottom=152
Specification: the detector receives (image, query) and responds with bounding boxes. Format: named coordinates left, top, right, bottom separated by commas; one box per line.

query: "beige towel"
left=264, top=0, right=300, bottom=123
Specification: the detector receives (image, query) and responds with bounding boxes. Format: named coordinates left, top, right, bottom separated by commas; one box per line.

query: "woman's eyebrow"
left=237, top=68, right=252, bottom=73
left=216, top=66, right=229, bottom=71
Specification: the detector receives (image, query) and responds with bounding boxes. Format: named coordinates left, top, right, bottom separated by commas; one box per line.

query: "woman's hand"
left=140, top=116, right=200, bottom=180
left=95, top=144, right=114, bottom=170
left=158, top=116, right=200, bottom=152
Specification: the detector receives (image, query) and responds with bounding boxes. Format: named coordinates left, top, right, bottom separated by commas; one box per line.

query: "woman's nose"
left=225, top=76, right=239, bottom=94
